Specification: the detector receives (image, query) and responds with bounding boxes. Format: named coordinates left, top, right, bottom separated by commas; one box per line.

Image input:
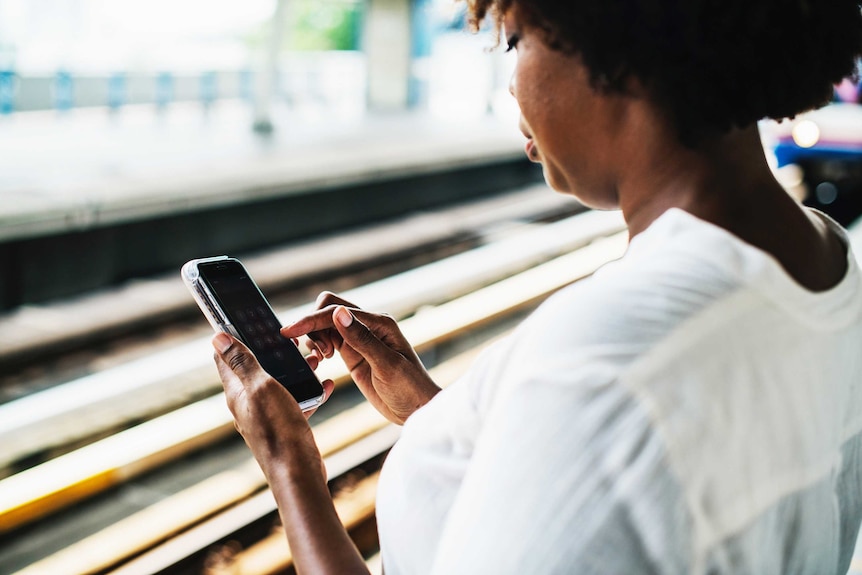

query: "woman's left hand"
left=212, top=332, right=370, bottom=574
left=212, top=332, right=335, bottom=482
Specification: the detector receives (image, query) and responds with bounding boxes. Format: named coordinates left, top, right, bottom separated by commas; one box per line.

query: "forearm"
left=212, top=333, right=369, bottom=572
left=266, top=462, right=370, bottom=575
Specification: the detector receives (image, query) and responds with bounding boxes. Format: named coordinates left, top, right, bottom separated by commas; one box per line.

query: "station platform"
left=0, top=101, right=541, bottom=309
left=0, top=101, right=526, bottom=243
left=3, top=101, right=858, bottom=247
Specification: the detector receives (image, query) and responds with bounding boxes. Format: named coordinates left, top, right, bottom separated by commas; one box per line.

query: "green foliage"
left=289, top=0, right=363, bottom=51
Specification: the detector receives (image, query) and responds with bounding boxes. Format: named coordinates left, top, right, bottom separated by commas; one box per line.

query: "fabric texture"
left=375, top=207, right=862, bottom=575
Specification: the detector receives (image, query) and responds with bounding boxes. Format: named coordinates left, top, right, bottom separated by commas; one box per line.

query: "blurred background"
left=0, top=0, right=859, bottom=309
left=0, top=2, right=861, bottom=574
left=0, top=0, right=527, bottom=310
left=0, top=0, right=506, bottom=116
left=0, top=3, right=547, bottom=573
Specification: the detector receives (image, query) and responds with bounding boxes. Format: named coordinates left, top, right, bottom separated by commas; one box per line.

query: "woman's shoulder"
left=523, top=208, right=749, bottom=347
left=455, top=210, right=750, bottom=415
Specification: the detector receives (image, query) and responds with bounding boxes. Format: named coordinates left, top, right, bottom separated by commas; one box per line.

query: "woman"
left=212, top=0, right=862, bottom=572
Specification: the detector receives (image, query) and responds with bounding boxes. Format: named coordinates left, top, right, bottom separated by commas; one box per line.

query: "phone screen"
left=197, top=259, right=324, bottom=405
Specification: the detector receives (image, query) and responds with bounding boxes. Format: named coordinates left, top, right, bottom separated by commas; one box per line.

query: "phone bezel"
left=181, top=256, right=325, bottom=412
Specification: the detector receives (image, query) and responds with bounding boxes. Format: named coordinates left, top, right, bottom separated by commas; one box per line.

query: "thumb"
left=332, top=306, right=393, bottom=370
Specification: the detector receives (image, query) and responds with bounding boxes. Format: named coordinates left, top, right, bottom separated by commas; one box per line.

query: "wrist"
left=418, top=378, right=442, bottom=407
left=263, top=453, right=329, bottom=506
left=391, top=377, right=441, bottom=424
left=254, top=432, right=327, bottom=486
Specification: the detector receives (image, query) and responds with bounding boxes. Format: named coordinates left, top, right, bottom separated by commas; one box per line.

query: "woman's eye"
left=505, top=34, right=520, bottom=53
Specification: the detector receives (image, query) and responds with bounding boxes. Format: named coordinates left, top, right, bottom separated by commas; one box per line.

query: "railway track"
left=0, top=190, right=622, bottom=475
left=0, top=182, right=570, bottom=375
left=0, top=188, right=629, bottom=574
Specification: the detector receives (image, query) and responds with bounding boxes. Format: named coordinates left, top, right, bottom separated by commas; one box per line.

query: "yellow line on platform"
left=0, top=469, right=117, bottom=534
left=0, top=397, right=237, bottom=536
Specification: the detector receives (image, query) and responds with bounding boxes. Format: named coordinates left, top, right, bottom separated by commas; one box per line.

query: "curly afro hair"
left=465, top=0, right=862, bottom=144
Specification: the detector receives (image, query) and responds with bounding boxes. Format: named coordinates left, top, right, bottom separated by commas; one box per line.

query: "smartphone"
left=182, top=256, right=325, bottom=411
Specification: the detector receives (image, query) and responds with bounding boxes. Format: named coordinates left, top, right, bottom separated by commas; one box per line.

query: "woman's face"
left=503, top=7, right=625, bottom=209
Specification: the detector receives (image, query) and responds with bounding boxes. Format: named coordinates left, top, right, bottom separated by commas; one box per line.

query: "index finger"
left=281, top=291, right=361, bottom=339
left=281, top=305, right=342, bottom=338
left=314, top=291, right=359, bottom=311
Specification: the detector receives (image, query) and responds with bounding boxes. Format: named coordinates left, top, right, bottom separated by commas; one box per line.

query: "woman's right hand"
left=281, top=292, right=441, bottom=425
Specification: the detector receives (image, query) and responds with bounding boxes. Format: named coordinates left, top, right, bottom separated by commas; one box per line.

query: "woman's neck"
left=616, top=122, right=847, bottom=291
left=618, top=124, right=775, bottom=236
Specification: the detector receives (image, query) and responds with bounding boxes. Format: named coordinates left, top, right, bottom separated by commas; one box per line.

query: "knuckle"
left=372, top=312, right=398, bottom=332
left=354, top=323, right=376, bottom=347
left=227, top=349, right=253, bottom=373
left=316, top=291, right=337, bottom=306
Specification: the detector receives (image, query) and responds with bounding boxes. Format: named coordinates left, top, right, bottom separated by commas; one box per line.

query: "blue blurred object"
left=0, top=70, right=14, bottom=114
left=766, top=103, right=862, bottom=226
left=54, top=70, right=74, bottom=111
left=443, top=5, right=467, bottom=31
left=108, top=72, right=126, bottom=110
left=155, top=72, right=174, bottom=108
left=409, top=0, right=434, bottom=107
left=200, top=71, right=218, bottom=105
left=774, top=142, right=862, bottom=169
left=239, top=69, right=253, bottom=102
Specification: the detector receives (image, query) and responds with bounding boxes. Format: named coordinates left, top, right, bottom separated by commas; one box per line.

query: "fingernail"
left=335, top=306, right=353, bottom=327
left=213, top=332, right=233, bottom=353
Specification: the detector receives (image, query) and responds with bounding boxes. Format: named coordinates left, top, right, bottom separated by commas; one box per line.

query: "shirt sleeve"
left=428, top=366, right=691, bottom=575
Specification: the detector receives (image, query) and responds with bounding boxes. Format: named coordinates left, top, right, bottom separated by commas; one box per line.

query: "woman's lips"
left=525, top=139, right=540, bottom=162
left=519, top=118, right=539, bottom=162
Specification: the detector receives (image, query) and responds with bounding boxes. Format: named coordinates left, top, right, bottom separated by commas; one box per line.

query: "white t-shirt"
left=376, top=207, right=862, bottom=575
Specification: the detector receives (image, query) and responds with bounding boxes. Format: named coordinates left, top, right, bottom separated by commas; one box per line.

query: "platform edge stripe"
left=0, top=337, right=215, bottom=468
left=9, top=461, right=266, bottom=575
left=0, top=395, right=235, bottom=534
left=0, top=468, right=118, bottom=535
